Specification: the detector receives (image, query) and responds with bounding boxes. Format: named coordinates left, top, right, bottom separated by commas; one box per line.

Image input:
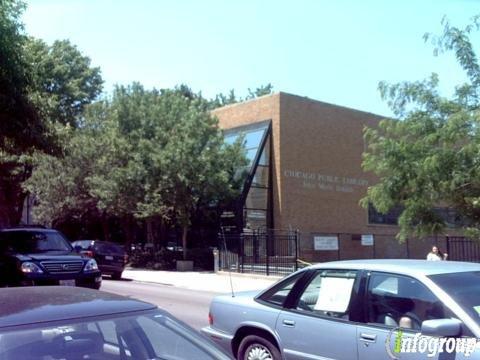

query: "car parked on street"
left=0, top=286, right=232, bottom=360
left=0, top=227, right=101, bottom=289
left=202, top=259, right=480, bottom=360
left=72, top=240, right=128, bottom=280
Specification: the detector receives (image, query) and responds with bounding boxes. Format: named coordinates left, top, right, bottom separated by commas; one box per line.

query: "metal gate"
left=219, top=229, right=299, bottom=276
left=446, top=237, right=480, bottom=262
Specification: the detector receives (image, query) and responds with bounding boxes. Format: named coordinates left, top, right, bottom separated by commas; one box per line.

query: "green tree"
left=27, top=83, right=247, bottom=256
left=209, top=83, right=274, bottom=109
left=246, top=83, right=274, bottom=100
left=0, top=4, right=103, bottom=227
left=25, top=124, right=100, bottom=227
left=83, top=99, right=145, bottom=243
left=25, top=38, right=103, bottom=127
left=362, top=17, right=480, bottom=241
left=0, top=0, right=49, bottom=152
left=0, top=0, right=54, bottom=227
left=118, top=85, right=247, bottom=259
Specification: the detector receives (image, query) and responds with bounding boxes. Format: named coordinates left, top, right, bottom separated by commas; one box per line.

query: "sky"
left=22, top=0, right=480, bottom=117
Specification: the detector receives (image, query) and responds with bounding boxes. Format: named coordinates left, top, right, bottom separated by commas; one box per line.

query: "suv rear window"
left=94, top=242, right=124, bottom=255
left=0, top=231, right=72, bottom=253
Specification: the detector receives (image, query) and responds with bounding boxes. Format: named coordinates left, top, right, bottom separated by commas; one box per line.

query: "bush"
left=187, top=248, right=214, bottom=271
left=129, top=246, right=214, bottom=270
left=129, top=247, right=181, bottom=270
left=129, top=250, right=153, bottom=268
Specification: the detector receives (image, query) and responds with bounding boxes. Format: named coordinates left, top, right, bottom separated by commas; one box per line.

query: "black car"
left=0, top=286, right=231, bottom=360
left=72, top=240, right=128, bottom=279
left=0, top=227, right=102, bottom=289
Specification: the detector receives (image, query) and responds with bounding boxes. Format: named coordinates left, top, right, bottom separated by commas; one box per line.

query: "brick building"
left=213, top=92, right=449, bottom=263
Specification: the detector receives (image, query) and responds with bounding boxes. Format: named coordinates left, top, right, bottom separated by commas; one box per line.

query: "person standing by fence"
left=426, top=245, right=448, bottom=261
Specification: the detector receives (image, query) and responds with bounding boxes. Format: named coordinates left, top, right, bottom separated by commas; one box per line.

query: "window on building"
left=368, top=204, right=402, bottom=225
left=368, top=203, right=465, bottom=228
left=432, top=207, right=466, bottom=227
left=223, top=121, right=272, bottom=231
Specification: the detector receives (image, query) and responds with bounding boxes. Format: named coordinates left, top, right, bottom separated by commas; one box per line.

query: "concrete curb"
left=217, top=270, right=284, bottom=281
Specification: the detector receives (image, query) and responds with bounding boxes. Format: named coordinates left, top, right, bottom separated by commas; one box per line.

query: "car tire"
left=111, top=271, right=122, bottom=280
left=237, top=335, right=281, bottom=360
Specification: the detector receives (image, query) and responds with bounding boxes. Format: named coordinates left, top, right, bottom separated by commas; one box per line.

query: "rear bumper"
left=201, top=326, right=234, bottom=356
left=98, top=264, right=124, bottom=275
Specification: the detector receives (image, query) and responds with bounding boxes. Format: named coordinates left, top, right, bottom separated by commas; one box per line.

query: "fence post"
left=240, top=233, right=244, bottom=273
left=295, top=230, right=299, bottom=271
left=253, top=231, right=258, bottom=265
left=446, top=236, right=450, bottom=259
left=213, top=247, right=219, bottom=273
left=266, top=230, right=270, bottom=276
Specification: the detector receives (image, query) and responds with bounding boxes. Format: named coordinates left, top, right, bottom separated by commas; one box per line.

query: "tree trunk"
left=101, top=215, right=110, bottom=241
left=0, top=163, right=33, bottom=227
left=122, top=215, right=133, bottom=253
left=146, top=218, right=154, bottom=244
left=182, top=225, right=188, bottom=260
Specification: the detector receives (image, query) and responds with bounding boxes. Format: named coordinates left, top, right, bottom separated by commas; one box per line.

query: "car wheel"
left=111, top=271, right=122, bottom=280
left=238, top=335, right=281, bottom=360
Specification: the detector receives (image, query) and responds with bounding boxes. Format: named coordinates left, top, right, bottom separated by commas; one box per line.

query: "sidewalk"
left=122, top=268, right=282, bottom=293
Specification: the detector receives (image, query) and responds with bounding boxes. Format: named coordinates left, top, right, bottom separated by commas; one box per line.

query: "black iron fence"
left=218, top=228, right=299, bottom=276
left=446, top=237, right=480, bottom=262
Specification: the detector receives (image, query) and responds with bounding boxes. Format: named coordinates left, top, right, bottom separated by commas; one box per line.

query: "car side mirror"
left=421, top=318, right=462, bottom=337
left=74, top=245, right=82, bottom=253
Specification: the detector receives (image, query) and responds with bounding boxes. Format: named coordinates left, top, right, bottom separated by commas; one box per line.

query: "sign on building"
left=361, top=234, right=374, bottom=246
left=314, top=235, right=339, bottom=251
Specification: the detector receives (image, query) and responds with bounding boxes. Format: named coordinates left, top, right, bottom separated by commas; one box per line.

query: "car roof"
left=308, top=259, right=480, bottom=276
left=0, top=228, right=58, bottom=232
left=0, top=286, right=157, bottom=328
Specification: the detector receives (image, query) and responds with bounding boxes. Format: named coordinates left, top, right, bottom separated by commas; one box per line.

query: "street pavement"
left=101, top=279, right=218, bottom=330
left=101, top=269, right=282, bottom=330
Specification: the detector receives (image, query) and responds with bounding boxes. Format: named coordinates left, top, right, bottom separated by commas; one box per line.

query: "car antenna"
left=220, top=226, right=235, bottom=298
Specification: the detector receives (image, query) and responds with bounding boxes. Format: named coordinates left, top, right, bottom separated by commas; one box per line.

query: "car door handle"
left=282, top=319, right=295, bottom=327
left=360, top=333, right=377, bottom=342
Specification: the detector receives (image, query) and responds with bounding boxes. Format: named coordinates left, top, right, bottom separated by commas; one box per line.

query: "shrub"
left=129, top=246, right=214, bottom=270
left=129, top=247, right=182, bottom=270
left=187, top=247, right=214, bottom=270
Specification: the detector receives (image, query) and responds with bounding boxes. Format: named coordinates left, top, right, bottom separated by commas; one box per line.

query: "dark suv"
left=0, top=227, right=102, bottom=289
left=72, top=240, right=128, bottom=280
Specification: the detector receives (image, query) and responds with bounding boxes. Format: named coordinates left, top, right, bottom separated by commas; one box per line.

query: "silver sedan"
left=202, top=259, right=480, bottom=360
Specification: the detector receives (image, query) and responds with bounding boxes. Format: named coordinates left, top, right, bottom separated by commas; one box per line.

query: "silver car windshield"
left=429, top=271, right=480, bottom=324
left=0, top=310, right=226, bottom=360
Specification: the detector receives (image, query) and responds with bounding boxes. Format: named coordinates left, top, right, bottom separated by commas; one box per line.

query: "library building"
left=213, top=92, right=456, bottom=263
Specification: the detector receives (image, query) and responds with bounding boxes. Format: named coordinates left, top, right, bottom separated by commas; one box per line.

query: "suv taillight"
left=83, top=250, right=94, bottom=258
left=124, top=254, right=129, bottom=264
left=208, top=312, right=213, bottom=325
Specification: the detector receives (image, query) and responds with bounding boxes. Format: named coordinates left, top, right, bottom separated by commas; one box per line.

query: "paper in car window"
left=314, top=277, right=355, bottom=312
left=474, top=305, right=480, bottom=315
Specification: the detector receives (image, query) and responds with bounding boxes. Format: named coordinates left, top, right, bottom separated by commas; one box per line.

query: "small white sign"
left=314, top=277, right=355, bottom=312
left=361, top=234, right=374, bottom=246
left=314, top=236, right=339, bottom=251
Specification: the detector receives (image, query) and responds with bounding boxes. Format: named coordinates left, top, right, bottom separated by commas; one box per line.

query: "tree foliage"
left=209, top=83, right=274, bottom=109
left=362, top=17, right=480, bottom=241
left=0, top=0, right=103, bottom=227
left=25, top=38, right=103, bottom=127
left=27, top=84, right=248, bottom=257
left=0, top=0, right=50, bottom=153
left=0, top=0, right=49, bottom=227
